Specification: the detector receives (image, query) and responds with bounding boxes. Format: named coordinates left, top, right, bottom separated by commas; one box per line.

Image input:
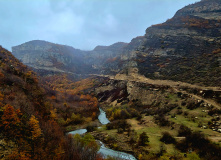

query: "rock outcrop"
left=131, top=0, right=221, bottom=86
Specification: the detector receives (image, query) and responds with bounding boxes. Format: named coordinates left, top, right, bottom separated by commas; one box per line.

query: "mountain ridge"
left=12, top=0, right=221, bottom=86
left=12, top=40, right=128, bottom=76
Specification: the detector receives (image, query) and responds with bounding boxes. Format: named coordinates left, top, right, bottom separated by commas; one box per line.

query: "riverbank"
left=91, top=131, right=135, bottom=155
left=68, top=107, right=137, bottom=160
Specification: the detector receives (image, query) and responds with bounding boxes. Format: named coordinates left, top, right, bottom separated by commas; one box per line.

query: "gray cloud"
left=0, top=0, right=200, bottom=51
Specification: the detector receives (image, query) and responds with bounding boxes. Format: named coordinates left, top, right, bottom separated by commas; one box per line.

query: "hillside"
left=12, top=40, right=93, bottom=76
left=0, top=46, right=66, bottom=159
left=0, top=45, right=44, bottom=116
left=131, top=0, right=221, bottom=86
left=12, top=40, right=128, bottom=76
left=0, top=46, right=104, bottom=159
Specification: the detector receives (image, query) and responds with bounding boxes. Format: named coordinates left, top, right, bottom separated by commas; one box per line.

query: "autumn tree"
left=0, top=104, right=21, bottom=142
left=64, top=134, right=100, bottom=160
left=41, top=119, right=65, bottom=160
left=0, top=91, right=4, bottom=107
left=6, top=150, right=31, bottom=160
left=29, top=115, right=43, bottom=159
left=29, top=115, right=42, bottom=140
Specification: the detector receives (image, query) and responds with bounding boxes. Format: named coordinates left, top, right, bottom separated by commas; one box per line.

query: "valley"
left=1, top=0, right=221, bottom=160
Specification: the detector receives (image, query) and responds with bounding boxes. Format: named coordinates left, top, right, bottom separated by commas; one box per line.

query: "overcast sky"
left=0, top=0, right=200, bottom=51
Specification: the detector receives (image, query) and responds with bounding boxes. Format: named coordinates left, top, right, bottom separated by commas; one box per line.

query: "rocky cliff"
left=12, top=40, right=128, bottom=76
left=12, top=40, right=93, bottom=75
left=130, top=0, right=221, bottom=86
left=84, top=42, right=128, bottom=74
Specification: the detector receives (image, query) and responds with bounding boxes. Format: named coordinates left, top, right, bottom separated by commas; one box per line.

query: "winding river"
left=68, top=108, right=137, bottom=160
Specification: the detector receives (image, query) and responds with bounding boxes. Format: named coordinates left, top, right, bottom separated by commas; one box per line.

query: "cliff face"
left=84, top=42, right=128, bottom=74
left=132, top=0, right=221, bottom=86
left=12, top=40, right=128, bottom=76
left=12, top=40, right=92, bottom=75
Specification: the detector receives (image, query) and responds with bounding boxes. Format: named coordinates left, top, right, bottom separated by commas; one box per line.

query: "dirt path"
left=92, top=73, right=221, bottom=108
left=92, top=73, right=220, bottom=91
left=114, top=73, right=220, bottom=91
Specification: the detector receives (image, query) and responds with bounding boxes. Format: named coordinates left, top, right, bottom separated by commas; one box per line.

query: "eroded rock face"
left=84, top=42, right=128, bottom=75
left=12, top=40, right=128, bottom=76
left=12, top=40, right=88, bottom=75
left=130, top=0, right=221, bottom=86
left=95, top=78, right=171, bottom=106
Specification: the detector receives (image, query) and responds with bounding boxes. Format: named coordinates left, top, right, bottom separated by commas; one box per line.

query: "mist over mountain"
left=12, top=0, right=221, bottom=86
left=0, top=0, right=199, bottom=51
left=12, top=40, right=128, bottom=77
left=1, top=0, right=221, bottom=160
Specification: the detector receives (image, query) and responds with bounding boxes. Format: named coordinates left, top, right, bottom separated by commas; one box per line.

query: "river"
left=68, top=108, right=137, bottom=160
left=98, top=107, right=110, bottom=125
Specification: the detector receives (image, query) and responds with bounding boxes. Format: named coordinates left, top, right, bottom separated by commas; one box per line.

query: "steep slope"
left=131, top=0, right=221, bottom=86
left=0, top=45, right=45, bottom=115
left=12, top=40, right=93, bottom=75
left=85, top=42, right=128, bottom=74
left=12, top=40, right=128, bottom=76
left=0, top=46, right=104, bottom=159
left=0, top=46, right=66, bottom=159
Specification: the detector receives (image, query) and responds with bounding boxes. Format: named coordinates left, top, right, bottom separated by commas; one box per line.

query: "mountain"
left=84, top=42, right=128, bottom=74
left=0, top=46, right=66, bottom=159
left=12, top=0, right=221, bottom=87
left=12, top=40, right=93, bottom=75
left=12, top=40, right=128, bottom=76
left=131, top=0, right=221, bottom=86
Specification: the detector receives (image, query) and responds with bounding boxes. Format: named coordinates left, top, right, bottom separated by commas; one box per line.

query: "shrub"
left=176, top=109, right=183, bottom=115
left=86, top=125, right=96, bottom=132
left=117, top=128, right=124, bottom=134
left=106, top=120, right=131, bottom=132
left=154, top=114, right=170, bottom=126
left=178, top=124, right=191, bottom=137
left=71, top=113, right=84, bottom=124
left=138, top=132, right=149, bottom=146
left=160, top=132, right=176, bottom=144
left=57, top=117, right=66, bottom=125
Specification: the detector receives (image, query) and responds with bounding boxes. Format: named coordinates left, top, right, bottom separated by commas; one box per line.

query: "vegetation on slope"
left=0, top=46, right=106, bottom=160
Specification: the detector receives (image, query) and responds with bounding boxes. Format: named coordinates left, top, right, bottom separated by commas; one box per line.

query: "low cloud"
left=0, top=0, right=199, bottom=51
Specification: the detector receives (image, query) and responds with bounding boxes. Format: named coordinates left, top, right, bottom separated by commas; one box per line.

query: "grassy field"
left=95, top=104, right=221, bottom=157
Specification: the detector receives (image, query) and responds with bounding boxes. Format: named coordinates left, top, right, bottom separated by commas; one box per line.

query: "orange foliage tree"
left=28, top=115, right=44, bottom=159
left=29, top=115, right=42, bottom=140
left=0, top=104, right=21, bottom=141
